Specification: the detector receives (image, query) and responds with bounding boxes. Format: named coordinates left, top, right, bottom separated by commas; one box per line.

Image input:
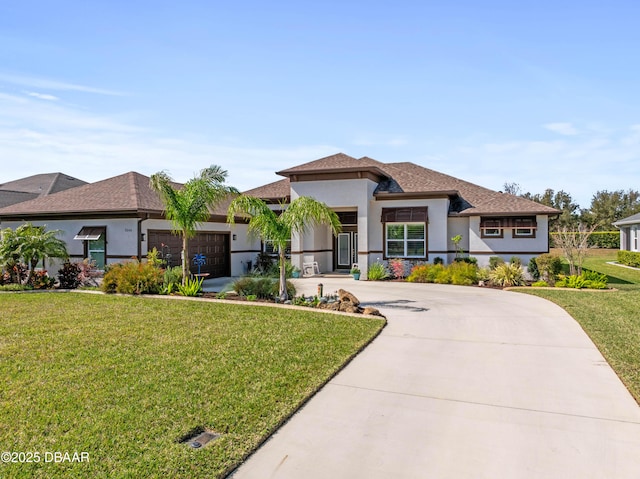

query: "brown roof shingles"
left=0, top=172, right=166, bottom=216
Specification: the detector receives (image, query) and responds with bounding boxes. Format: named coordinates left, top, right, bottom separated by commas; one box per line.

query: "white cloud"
left=0, top=72, right=124, bottom=96
left=0, top=92, right=338, bottom=191
left=25, top=91, right=58, bottom=101
left=544, top=122, right=579, bottom=136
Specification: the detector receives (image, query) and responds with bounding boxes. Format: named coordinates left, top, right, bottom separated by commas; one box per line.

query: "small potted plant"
left=291, top=266, right=301, bottom=279
left=350, top=266, right=361, bottom=280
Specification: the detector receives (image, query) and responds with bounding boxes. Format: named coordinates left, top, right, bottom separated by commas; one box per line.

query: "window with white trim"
left=385, top=223, right=426, bottom=258
left=513, top=218, right=536, bottom=238
left=482, top=219, right=503, bottom=238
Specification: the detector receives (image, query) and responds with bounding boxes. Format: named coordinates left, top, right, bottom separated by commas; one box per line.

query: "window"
left=386, top=223, right=426, bottom=258
left=263, top=239, right=291, bottom=256
left=513, top=218, right=536, bottom=238
left=481, top=219, right=503, bottom=238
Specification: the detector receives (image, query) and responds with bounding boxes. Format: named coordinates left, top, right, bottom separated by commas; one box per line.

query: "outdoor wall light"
left=232, top=234, right=237, bottom=240
left=140, top=233, right=146, bottom=241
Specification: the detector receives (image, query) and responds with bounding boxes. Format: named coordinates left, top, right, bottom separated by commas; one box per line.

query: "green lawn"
left=0, top=293, right=385, bottom=478
left=522, top=249, right=640, bottom=403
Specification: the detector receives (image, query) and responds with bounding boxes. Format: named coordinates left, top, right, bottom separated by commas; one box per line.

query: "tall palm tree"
left=150, top=165, right=238, bottom=284
left=227, top=195, right=341, bottom=300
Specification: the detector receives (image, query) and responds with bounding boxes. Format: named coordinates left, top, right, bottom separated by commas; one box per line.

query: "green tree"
left=150, top=165, right=238, bottom=284
left=0, top=223, right=68, bottom=283
left=227, top=196, right=341, bottom=300
left=583, top=189, right=640, bottom=230
left=520, top=188, right=580, bottom=229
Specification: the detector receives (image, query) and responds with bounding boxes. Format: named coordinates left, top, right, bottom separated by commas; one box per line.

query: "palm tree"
left=150, top=165, right=238, bottom=284
left=0, top=223, right=68, bottom=284
left=227, top=195, right=341, bottom=301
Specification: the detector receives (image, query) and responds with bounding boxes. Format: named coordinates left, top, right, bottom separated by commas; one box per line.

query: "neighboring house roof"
left=613, top=212, right=640, bottom=227
left=0, top=171, right=234, bottom=220
left=275, top=153, right=560, bottom=216
left=0, top=172, right=87, bottom=208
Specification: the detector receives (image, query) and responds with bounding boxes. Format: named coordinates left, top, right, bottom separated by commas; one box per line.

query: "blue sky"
left=1, top=1, right=638, bottom=208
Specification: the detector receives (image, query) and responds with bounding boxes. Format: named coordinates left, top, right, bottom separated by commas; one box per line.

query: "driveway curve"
left=229, top=279, right=640, bottom=479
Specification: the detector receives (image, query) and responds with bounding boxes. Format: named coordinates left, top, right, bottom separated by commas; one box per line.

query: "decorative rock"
left=338, top=289, right=360, bottom=306
left=362, top=307, right=386, bottom=318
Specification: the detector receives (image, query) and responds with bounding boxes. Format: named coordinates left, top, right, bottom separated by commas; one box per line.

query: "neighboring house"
left=0, top=172, right=87, bottom=208
left=0, top=172, right=253, bottom=277
left=0, top=153, right=560, bottom=279
left=246, top=153, right=560, bottom=277
left=613, top=213, right=640, bottom=252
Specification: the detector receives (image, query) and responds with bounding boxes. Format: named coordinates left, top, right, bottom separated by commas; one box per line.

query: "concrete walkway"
left=229, top=278, right=640, bottom=478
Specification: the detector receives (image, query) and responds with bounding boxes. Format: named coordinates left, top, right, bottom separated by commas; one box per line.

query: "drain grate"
left=181, top=430, right=221, bottom=449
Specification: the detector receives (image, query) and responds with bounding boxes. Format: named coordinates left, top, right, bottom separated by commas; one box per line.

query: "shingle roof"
left=0, top=172, right=161, bottom=216
left=0, top=172, right=87, bottom=209
left=0, top=171, right=235, bottom=218
left=275, top=154, right=559, bottom=216
left=243, top=178, right=290, bottom=202
left=613, top=212, right=640, bottom=226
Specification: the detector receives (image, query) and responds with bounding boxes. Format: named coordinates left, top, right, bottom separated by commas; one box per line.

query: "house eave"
left=374, top=191, right=458, bottom=201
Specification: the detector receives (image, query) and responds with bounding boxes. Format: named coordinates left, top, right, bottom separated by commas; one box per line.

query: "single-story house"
left=0, top=171, right=255, bottom=276
left=244, top=153, right=560, bottom=277
left=0, top=153, right=560, bottom=278
left=613, top=213, right=640, bottom=252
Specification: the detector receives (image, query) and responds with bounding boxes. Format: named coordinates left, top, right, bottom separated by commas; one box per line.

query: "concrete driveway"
left=229, top=278, right=640, bottom=478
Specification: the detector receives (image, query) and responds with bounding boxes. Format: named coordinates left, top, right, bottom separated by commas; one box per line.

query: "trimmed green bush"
left=527, top=257, right=540, bottom=280
left=101, top=261, right=164, bottom=294
left=232, top=276, right=296, bottom=299
left=531, top=280, right=549, bottom=287
left=535, top=254, right=563, bottom=282
left=407, top=262, right=478, bottom=285
left=618, top=250, right=640, bottom=268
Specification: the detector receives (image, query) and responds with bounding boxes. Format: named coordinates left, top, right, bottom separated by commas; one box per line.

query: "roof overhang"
left=375, top=190, right=458, bottom=201
left=276, top=166, right=389, bottom=183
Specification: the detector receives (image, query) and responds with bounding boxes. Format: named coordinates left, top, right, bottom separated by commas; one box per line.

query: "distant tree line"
left=503, top=183, right=640, bottom=231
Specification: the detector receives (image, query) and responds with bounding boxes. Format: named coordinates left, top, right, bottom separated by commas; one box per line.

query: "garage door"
left=147, top=230, right=230, bottom=278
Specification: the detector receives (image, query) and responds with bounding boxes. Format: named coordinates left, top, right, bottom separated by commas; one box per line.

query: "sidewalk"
left=229, top=278, right=640, bottom=478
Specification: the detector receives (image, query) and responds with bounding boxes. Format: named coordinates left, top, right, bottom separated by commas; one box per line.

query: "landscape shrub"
left=527, top=257, right=540, bottom=280
left=489, top=256, right=505, bottom=270
left=453, top=256, right=477, bottom=264
left=29, top=270, right=55, bottom=289
left=407, top=264, right=445, bottom=283
left=587, top=231, right=619, bottom=249
left=488, top=263, right=525, bottom=287
left=449, top=261, right=478, bottom=285
left=101, top=261, right=164, bottom=295
left=367, top=261, right=390, bottom=281
left=531, top=280, right=549, bottom=287
left=433, top=257, right=444, bottom=265
left=407, top=262, right=477, bottom=285
left=58, top=261, right=81, bottom=289
left=618, top=250, right=640, bottom=268
left=232, top=276, right=296, bottom=299
left=535, top=254, right=564, bottom=282
left=177, top=276, right=203, bottom=296
left=388, top=258, right=406, bottom=279
left=510, top=256, right=522, bottom=267
left=556, top=270, right=608, bottom=289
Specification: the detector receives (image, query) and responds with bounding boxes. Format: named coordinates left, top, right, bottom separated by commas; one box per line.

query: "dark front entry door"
left=334, top=229, right=358, bottom=270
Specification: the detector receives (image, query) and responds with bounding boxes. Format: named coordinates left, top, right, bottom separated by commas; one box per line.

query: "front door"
left=335, top=230, right=358, bottom=270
